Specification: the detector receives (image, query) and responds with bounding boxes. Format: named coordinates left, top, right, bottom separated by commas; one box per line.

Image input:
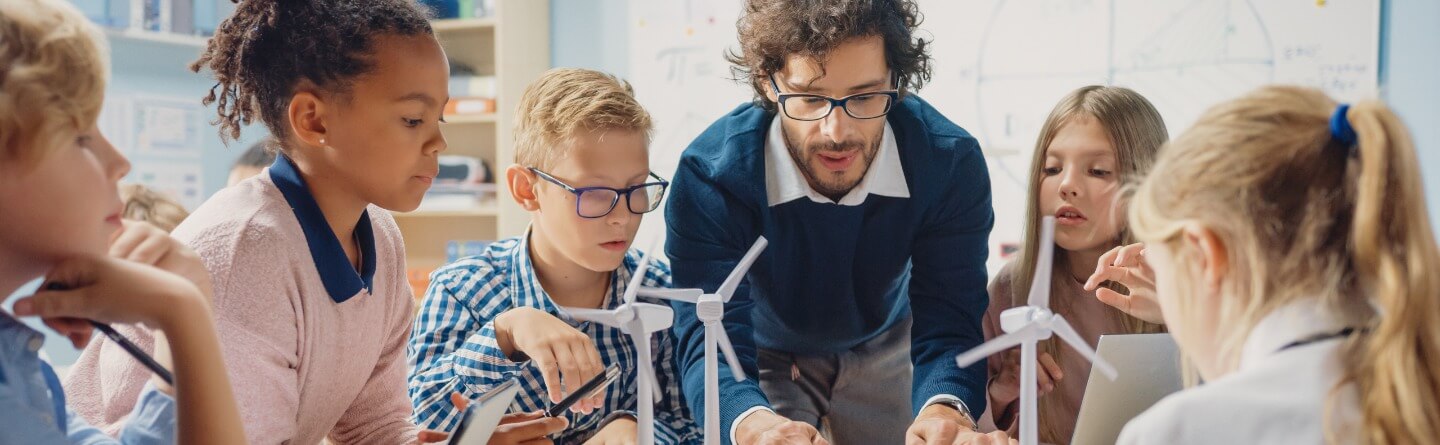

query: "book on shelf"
left=449, top=75, right=498, bottom=98
left=445, top=97, right=497, bottom=116
left=415, top=184, right=497, bottom=213
left=446, top=240, right=494, bottom=263
left=422, top=0, right=496, bottom=19
left=79, top=0, right=232, bottom=37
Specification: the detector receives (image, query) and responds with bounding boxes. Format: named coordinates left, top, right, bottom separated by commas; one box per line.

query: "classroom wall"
left=107, top=37, right=266, bottom=204
left=550, top=0, right=1440, bottom=232
left=551, top=0, right=629, bottom=77
left=1382, top=0, right=1440, bottom=227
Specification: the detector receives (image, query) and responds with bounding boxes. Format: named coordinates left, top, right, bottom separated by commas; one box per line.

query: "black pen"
left=44, top=282, right=175, bottom=385
left=89, top=321, right=175, bottom=385
left=546, top=365, right=620, bottom=417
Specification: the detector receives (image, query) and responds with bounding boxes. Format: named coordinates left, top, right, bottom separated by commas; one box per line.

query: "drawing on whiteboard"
left=630, top=0, right=748, bottom=252
left=972, top=0, right=1278, bottom=153
left=629, top=0, right=1380, bottom=271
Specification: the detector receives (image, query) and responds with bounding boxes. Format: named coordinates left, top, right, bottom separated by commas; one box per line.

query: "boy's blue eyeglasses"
left=528, top=167, right=670, bottom=219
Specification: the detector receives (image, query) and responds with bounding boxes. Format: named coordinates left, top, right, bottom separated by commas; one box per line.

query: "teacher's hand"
left=737, top=410, right=829, bottom=445
left=906, top=404, right=1016, bottom=445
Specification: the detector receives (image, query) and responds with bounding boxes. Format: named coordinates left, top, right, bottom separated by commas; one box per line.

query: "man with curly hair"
left=664, top=1, right=1008, bottom=444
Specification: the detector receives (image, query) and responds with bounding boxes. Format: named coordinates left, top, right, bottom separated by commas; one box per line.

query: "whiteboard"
left=629, top=0, right=1380, bottom=271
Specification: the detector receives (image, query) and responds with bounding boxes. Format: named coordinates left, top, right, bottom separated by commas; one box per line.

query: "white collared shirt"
left=763, top=115, right=910, bottom=207
left=734, top=116, right=970, bottom=441
left=1117, top=299, right=1366, bottom=444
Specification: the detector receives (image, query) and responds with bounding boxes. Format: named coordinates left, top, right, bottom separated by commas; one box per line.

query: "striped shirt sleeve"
left=407, top=261, right=523, bottom=431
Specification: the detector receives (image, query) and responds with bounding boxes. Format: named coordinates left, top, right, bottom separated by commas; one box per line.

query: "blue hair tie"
left=1329, top=104, right=1358, bottom=148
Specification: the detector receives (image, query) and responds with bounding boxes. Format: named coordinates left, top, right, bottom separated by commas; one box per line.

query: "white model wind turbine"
left=954, top=217, right=1118, bottom=445
left=562, top=248, right=673, bottom=445
left=637, top=236, right=767, bottom=445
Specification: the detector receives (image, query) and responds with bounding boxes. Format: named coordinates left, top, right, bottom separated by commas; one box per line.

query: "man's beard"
left=784, top=130, right=883, bottom=201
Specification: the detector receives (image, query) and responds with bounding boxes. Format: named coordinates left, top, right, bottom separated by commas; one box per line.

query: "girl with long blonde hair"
left=1112, top=85, right=1440, bottom=444
left=982, top=85, right=1167, bottom=443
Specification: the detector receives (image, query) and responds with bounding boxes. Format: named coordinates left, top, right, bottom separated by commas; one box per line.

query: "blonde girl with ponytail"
left=1110, top=85, right=1440, bottom=444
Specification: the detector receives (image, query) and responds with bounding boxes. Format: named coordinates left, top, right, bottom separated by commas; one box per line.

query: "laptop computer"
left=1070, top=333, right=1184, bottom=445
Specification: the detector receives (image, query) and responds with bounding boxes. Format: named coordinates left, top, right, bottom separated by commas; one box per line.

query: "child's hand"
left=14, top=256, right=205, bottom=337
left=109, top=219, right=213, bottom=301
left=583, top=416, right=637, bottom=445
left=1085, top=243, right=1165, bottom=324
left=987, top=349, right=1062, bottom=414
left=413, top=430, right=450, bottom=444
left=495, top=307, right=606, bottom=414
left=419, top=393, right=569, bottom=445
left=491, top=411, right=568, bottom=445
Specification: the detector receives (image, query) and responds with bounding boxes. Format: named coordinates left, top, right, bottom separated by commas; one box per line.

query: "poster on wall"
left=131, top=161, right=205, bottom=210
left=130, top=95, right=204, bottom=158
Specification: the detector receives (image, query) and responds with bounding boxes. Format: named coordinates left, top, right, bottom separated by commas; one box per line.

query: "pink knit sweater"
left=65, top=172, right=419, bottom=444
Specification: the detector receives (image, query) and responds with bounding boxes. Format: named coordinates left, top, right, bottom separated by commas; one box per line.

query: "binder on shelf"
left=449, top=75, right=498, bottom=98
left=170, top=0, right=194, bottom=35
left=446, top=240, right=495, bottom=263
left=445, top=97, right=497, bottom=116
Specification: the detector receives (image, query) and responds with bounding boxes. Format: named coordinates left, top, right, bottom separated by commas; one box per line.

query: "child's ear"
left=506, top=164, right=540, bottom=212
left=288, top=90, right=328, bottom=148
left=1181, top=224, right=1230, bottom=294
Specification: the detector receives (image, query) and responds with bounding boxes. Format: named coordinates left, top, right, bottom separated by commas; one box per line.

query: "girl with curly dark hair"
left=58, top=1, right=561, bottom=443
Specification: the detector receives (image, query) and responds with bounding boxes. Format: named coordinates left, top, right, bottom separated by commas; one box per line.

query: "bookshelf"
left=104, top=28, right=208, bottom=49
left=398, top=1, right=549, bottom=290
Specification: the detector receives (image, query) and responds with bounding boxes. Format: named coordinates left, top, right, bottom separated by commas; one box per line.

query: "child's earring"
left=319, top=138, right=327, bottom=146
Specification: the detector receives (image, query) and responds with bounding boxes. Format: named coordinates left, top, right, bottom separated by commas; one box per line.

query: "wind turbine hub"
left=999, top=306, right=1053, bottom=334
left=615, top=308, right=636, bottom=324
left=696, top=299, right=724, bottom=321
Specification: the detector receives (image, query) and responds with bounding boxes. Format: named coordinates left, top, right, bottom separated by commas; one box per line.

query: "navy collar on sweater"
left=268, top=155, right=376, bottom=303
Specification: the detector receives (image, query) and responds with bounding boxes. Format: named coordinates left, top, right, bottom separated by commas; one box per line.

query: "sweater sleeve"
left=329, top=218, right=421, bottom=444
left=64, top=218, right=291, bottom=444
left=203, top=224, right=302, bottom=444
left=907, top=137, right=995, bottom=418
left=664, top=152, right=770, bottom=445
left=61, top=317, right=158, bottom=437
left=978, top=265, right=1019, bottom=433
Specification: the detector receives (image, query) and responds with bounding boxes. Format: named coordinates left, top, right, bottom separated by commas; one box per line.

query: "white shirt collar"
left=1236, top=297, right=1370, bottom=371
left=763, top=115, right=909, bottom=207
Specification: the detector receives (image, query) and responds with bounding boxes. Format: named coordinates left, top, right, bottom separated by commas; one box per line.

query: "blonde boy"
left=407, top=69, right=699, bottom=444
left=0, top=0, right=243, bottom=442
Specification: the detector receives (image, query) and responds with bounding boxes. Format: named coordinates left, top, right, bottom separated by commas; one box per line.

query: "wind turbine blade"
left=955, top=323, right=1041, bottom=368
left=636, top=287, right=702, bottom=304
left=1049, top=316, right=1118, bottom=380
left=632, top=303, right=675, bottom=334
left=624, top=248, right=658, bottom=305
left=624, top=320, right=658, bottom=445
left=564, top=307, right=623, bottom=327
left=627, top=318, right=664, bottom=409
left=718, top=237, right=768, bottom=303
left=713, top=324, right=747, bottom=382
left=1028, top=217, right=1057, bottom=309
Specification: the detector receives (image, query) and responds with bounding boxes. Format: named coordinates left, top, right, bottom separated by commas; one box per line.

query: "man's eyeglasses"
left=768, top=74, right=899, bottom=121
left=528, top=168, right=669, bottom=218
